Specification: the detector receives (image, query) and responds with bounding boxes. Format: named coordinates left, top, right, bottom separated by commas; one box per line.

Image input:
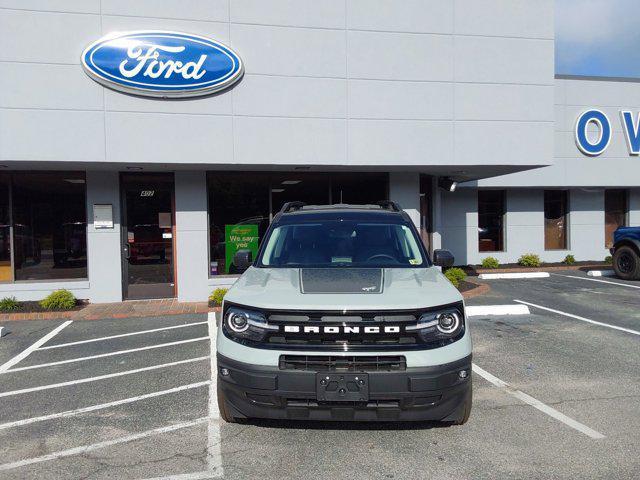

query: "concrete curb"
left=479, top=272, right=550, bottom=280
left=0, top=326, right=4, bottom=338
left=466, top=305, right=531, bottom=316
left=587, top=270, right=616, bottom=277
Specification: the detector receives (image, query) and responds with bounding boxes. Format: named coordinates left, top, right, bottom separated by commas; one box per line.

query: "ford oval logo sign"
left=81, top=31, right=243, bottom=98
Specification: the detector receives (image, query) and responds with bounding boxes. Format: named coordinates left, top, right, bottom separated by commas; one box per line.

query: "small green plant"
left=39, top=290, right=77, bottom=310
left=563, top=254, right=576, bottom=265
left=604, top=255, right=613, bottom=264
left=444, top=267, right=467, bottom=288
left=209, top=288, right=228, bottom=307
left=0, top=296, right=21, bottom=312
left=518, top=253, right=541, bottom=268
left=481, top=257, right=500, bottom=269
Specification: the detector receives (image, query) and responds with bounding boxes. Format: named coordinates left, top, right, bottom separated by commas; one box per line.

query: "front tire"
left=217, top=382, right=236, bottom=423
left=453, top=380, right=473, bottom=425
left=613, top=245, right=640, bottom=280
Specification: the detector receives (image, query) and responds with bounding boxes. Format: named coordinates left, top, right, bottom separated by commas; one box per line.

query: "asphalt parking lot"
left=0, top=269, right=638, bottom=479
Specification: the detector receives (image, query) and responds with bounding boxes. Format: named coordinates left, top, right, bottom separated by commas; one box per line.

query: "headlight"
left=406, top=307, right=464, bottom=341
left=223, top=306, right=276, bottom=343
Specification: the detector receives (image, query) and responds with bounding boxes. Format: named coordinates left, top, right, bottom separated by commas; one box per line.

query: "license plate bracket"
left=316, top=373, right=369, bottom=402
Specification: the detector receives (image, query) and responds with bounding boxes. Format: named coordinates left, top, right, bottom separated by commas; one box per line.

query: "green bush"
left=0, top=296, right=21, bottom=312
left=444, top=267, right=467, bottom=288
left=481, top=257, right=500, bottom=269
left=604, top=255, right=613, bottom=264
left=39, top=290, right=77, bottom=310
left=518, top=253, right=541, bottom=268
left=563, top=254, right=576, bottom=265
left=209, top=288, right=228, bottom=306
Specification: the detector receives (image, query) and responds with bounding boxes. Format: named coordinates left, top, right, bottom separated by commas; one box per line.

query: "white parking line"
left=207, top=311, right=223, bottom=478
left=0, top=417, right=209, bottom=472
left=514, top=299, right=640, bottom=336
left=479, top=272, right=550, bottom=280
left=466, top=305, right=530, bottom=316
left=472, top=363, right=605, bottom=439
left=38, top=321, right=208, bottom=350
left=0, top=356, right=209, bottom=398
left=0, top=320, right=72, bottom=373
left=0, top=381, right=211, bottom=431
left=553, top=273, right=640, bottom=290
left=3, top=336, right=209, bottom=373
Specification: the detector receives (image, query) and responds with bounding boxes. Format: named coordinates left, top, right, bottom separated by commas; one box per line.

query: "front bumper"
left=217, top=353, right=472, bottom=422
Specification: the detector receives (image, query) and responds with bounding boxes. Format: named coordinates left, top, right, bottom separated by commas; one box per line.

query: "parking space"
left=0, top=272, right=638, bottom=479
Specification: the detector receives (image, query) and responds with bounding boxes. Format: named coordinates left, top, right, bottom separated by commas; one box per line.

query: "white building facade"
left=0, top=1, right=637, bottom=302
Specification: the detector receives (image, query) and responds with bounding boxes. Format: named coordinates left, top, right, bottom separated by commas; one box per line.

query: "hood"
left=224, top=266, right=463, bottom=311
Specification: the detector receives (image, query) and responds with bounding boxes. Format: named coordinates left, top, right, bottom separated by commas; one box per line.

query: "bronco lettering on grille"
left=282, top=325, right=402, bottom=334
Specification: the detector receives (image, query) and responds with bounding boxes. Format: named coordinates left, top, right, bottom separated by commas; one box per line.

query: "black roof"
left=274, top=201, right=411, bottom=224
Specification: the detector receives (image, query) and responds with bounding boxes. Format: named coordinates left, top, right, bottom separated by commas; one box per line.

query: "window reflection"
left=12, top=172, right=87, bottom=281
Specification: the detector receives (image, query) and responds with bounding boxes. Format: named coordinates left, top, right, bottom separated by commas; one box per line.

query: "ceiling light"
left=438, top=177, right=458, bottom=192
left=64, top=179, right=85, bottom=184
left=281, top=180, right=301, bottom=185
left=271, top=188, right=285, bottom=193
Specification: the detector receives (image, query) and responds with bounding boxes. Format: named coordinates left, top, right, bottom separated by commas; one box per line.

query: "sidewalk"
left=0, top=299, right=210, bottom=321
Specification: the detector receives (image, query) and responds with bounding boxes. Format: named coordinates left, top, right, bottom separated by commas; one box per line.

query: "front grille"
left=279, top=355, right=407, bottom=372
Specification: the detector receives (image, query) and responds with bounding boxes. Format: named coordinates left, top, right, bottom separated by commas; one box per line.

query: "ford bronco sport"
left=216, top=202, right=472, bottom=424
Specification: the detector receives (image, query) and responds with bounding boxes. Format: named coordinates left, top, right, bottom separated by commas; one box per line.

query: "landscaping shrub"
left=209, top=288, right=228, bottom=307
left=563, top=254, right=576, bottom=265
left=39, top=290, right=77, bottom=310
left=444, top=267, right=467, bottom=288
left=518, top=253, right=541, bottom=268
left=481, top=257, right=500, bottom=269
left=604, top=255, right=613, bottom=264
left=0, top=296, right=21, bottom=312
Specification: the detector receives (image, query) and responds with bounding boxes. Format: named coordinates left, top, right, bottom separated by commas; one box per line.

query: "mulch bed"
left=458, top=279, right=490, bottom=299
left=0, top=300, right=87, bottom=315
left=465, top=261, right=612, bottom=276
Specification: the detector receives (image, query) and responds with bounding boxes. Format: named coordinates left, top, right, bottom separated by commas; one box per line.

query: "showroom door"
left=121, top=173, right=176, bottom=300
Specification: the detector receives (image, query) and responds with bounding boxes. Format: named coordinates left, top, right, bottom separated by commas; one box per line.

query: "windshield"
left=258, top=220, right=427, bottom=268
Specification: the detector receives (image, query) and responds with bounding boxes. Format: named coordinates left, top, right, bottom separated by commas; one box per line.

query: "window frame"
left=477, top=189, right=506, bottom=253
left=604, top=189, right=629, bottom=248
left=544, top=190, right=570, bottom=251
left=0, top=171, right=88, bottom=284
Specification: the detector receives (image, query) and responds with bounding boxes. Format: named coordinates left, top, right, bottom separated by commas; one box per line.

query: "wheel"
left=613, top=245, right=640, bottom=280
left=217, top=382, right=236, bottom=423
left=453, top=380, right=473, bottom=426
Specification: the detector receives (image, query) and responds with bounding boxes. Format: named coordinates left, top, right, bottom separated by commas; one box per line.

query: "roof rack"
left=279, top=201, right=306, bottom=214
left=376, top=200, right=402, bottom=212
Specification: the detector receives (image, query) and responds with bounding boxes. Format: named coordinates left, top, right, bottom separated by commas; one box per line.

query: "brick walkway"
left=0, top=299, right=212, bottom=321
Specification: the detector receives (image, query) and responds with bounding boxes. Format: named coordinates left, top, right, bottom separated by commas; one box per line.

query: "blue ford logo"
left=81, top=31, right=243, bottom=98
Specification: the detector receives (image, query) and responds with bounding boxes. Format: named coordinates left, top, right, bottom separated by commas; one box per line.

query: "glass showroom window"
left=11, top=172, right=87, bottom=281
left=478, top=190, right=505, bottom=252
left=207, top=172, right=388, bottom=276
left=0, top=176, right=11, bottom=282
left=604, top=189, right=628, bottom=248
left=544, top=190, right=568, bottom=250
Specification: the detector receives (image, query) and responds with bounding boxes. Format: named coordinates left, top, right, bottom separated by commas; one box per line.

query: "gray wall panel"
left=347, top=0, right=453, bottom=34
left=0, top=63, right=103, bottom=110
left=233, top=117, right=346, bottom=165
left=348, top=120, right=453, bottom=166
left=106, top=112, right=233, bottom=164
left=230, top=24, right=345, bottom=77
left=348, top=31, right=453, bottom=81
left=175, top=171, right=211, bottom=302
left=101, top=0, right=229, bottom=22
left=0, top=109, right=105, bottom=161
left=349, top=80, right=453, bottom=120
left=233, top=75, right=346, bottom=118
left=0, top=9, right=100, bottom=63
left=455, top=36, right=554, bottom=85
left=454, top=0, right=554, bottom=39
left=230, top=0, right=344, bottom=29
left=0, top=1, right=100, bottom=13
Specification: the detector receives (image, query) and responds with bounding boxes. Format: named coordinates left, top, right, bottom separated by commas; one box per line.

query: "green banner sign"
left=225, top=224, right=259, bottom=273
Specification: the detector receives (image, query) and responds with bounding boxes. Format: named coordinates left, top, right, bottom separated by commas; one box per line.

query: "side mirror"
left=233, top=249, right=253, bottom=272
left=433, top=249, right=454, bottom=268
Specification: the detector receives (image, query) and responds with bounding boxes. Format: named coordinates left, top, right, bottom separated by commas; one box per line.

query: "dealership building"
left=0, top=1, right=639, bottom=303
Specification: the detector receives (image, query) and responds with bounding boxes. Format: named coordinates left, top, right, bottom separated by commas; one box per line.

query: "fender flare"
left=613, top=238, right=640, bottom=255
